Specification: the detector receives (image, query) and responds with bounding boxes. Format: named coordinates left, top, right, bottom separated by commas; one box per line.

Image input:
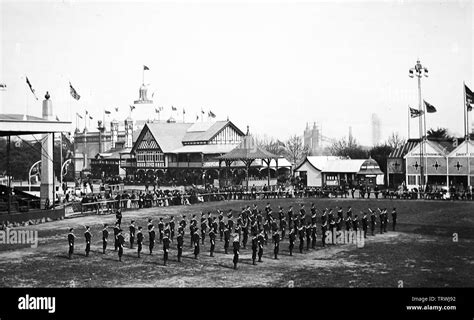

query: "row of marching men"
left=66, top=203, right=397, bottom=269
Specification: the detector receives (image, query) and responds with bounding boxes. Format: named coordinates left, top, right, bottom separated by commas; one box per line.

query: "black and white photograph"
left=0, top=0, right=473, bottom=317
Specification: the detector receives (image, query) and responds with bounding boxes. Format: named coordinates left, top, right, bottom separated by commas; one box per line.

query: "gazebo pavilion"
left=217, top=132, right=280, bottom=190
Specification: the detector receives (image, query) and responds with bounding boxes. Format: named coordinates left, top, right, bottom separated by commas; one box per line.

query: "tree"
left=255, top=134, right=286, bottom=156
left=427, top=127, right=454, bottom=140
left=329, top=135, right=367, bottom=159
left=386, top=132, right=406, bottom=150
left=283, top=135, right=309, bottom=166
left=369, top=144, right=394, bottom=186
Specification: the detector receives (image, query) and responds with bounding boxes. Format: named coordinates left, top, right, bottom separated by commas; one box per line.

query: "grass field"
left=0, top=198, right=473, bottom=287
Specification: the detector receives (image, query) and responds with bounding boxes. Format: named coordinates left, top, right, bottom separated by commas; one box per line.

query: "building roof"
left=323, top=159, right=367, bottom=173
left=388, top=139, right=419, bottom=158
left=358, top=158, right=385, bottom=175
left=218, top=135, right=279, bottom=160
left=296, top=156, right=383, bottom=174
left=172, top=143, right=239, bottom=154
left=145, top=122, right=193, bottom=152
left=253, top=158, right=292, bottom=167
left=446, top=139, right=474, bottom=157
left=404, top=139, right=451, bottom=158
left=0, top=113, right=72, bottom=136
left=132, top=129, right=141, bottom=142
left=389, top=137, right=469, bottom=158
left=97, top=147, right=129, bottom=159
left=0, top=114, right=45, bottom=121
left=298, top=156, right=345, bottom=171
left=182, top=121, right=244, bottom=143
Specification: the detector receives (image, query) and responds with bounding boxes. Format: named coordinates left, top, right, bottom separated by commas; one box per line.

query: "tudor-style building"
left=122, top=120, right=246, bottom=183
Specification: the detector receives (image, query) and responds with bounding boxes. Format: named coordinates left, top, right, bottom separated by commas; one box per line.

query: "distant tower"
left=303, top=123, right=311, bottom=151
left=303, top=122, right=321, bottom=156
left=311, top=122, right=321, bottom=153
left=371, top=113, right=381, bottom=146
left=110, top=119, right=119, bottom=149
left=349, top=126, right=353, bottom=141
left=124, top=117, right=133, bottom=148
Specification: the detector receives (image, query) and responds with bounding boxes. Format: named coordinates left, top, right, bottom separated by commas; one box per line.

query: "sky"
left=0, top=0, right=473, bottom=146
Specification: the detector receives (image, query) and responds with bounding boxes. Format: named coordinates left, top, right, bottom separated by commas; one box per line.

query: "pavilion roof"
left=218, top=135, right=279, bottom=160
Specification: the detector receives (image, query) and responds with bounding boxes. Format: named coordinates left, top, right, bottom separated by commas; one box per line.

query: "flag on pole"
left=208, top=111, right=216, bottom=118
left=76, top=112, right=83, bottom=119
left=25, top=77, right=38, bottom=100
left=144, top=65, right=149, bottom=70
left=85, top=110, right=88, bottom=115
left=89, top=115, right=93, bottom=120
left=155, top=108, right=160, bottom=113
left=115, top=107, right=119, bottom=112
left=423, top=100, right=437, bottom=113
left=183, top=108, right=186, bottom=114
left=56, top=115, right=60, bottom=121
left=201, top=109, right=205, bottom=114
left=466, top=84, right=474, bottom=112
left=69, top=82, right=81, bottom=100
left=130, top=105, right=136, bottom=111
left=172, top=106, right=177, bottom=111
left=104, top=110, right=111, bottom=114
left=196, top=115, right=199, bottom=121
left=409, top=107, right=424, bottom=118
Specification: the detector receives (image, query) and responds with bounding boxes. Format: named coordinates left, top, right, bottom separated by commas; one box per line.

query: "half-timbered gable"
left=208, top=122, right=244, bottom=145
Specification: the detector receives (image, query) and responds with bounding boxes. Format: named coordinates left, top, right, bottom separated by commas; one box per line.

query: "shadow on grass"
left=216, top=262, right=235, bottom=270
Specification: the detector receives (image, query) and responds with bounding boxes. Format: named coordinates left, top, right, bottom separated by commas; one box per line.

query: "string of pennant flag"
left=22, top=69, right=223, bottom=123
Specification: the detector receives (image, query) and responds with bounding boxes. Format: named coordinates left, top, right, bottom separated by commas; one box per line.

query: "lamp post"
left=409, top=59, right=429, bottom=194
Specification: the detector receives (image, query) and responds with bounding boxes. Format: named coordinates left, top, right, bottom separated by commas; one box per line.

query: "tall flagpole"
left=24, top=75, right=28, bottom=120
left=409, top=60, right=429, bottom=193
left=418, top=71, right=424, bottom=192
left=465, top=82, right=471, bottom=188
left=408, top=105, right=411, bottom=139
left=68, top=81, right=72, bottom=127
left=60, top=132, right=63, bottom=191
left=52, top=132, right=56, bottom=210
left=464, top=81, right=467, bottom=139
left=422, top=97, right=428, bottom=191
left=84, top=109, right=87, bottom=170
